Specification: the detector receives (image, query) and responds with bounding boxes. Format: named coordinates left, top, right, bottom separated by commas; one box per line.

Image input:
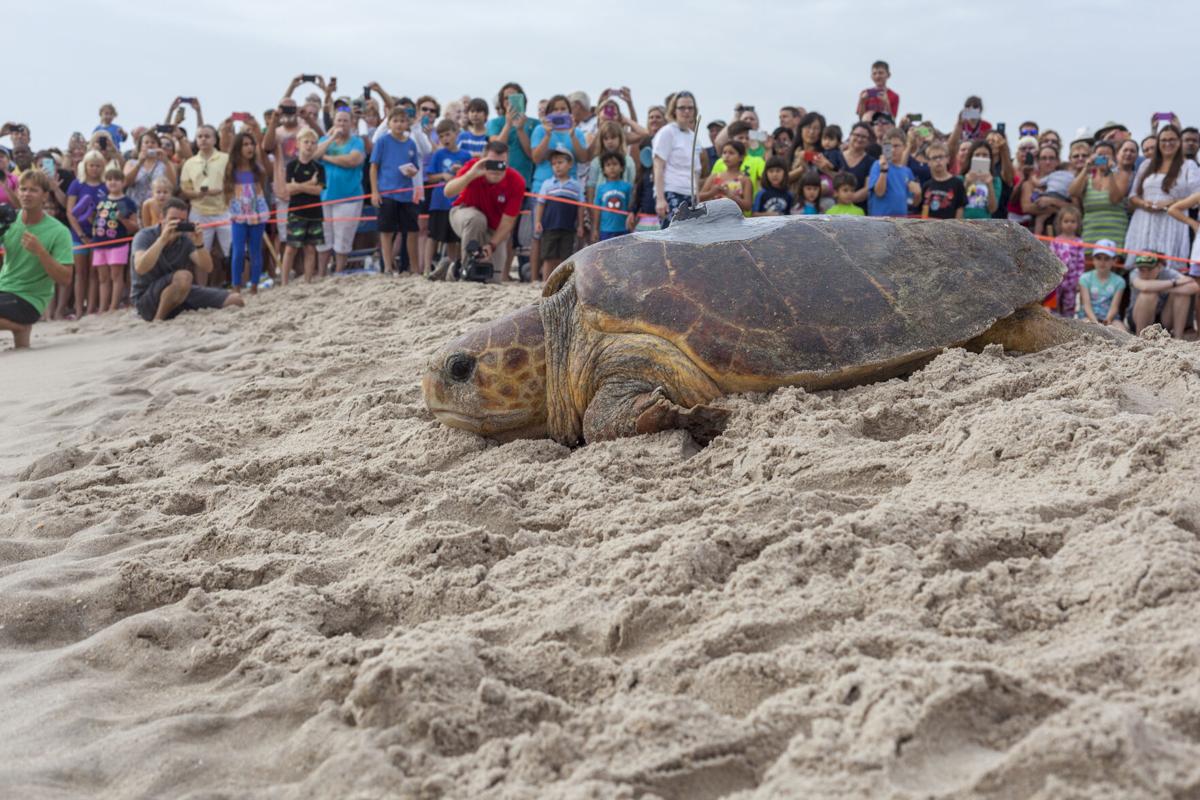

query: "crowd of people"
left=2, top=62, right=1200, bottom=350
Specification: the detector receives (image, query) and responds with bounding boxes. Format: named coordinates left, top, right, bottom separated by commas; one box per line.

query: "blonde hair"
left=78, top=150, right=108, bottom=181
left=151, top=175, right=173, bottom=192
left=297, top=128, right=318, bottom=144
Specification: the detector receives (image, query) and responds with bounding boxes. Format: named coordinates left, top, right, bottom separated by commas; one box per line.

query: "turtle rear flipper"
left=966, top=303, right=1130, bottom=352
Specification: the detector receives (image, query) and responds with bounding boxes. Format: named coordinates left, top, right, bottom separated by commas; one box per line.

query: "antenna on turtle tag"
left=671, top=110, right=708, bottom=224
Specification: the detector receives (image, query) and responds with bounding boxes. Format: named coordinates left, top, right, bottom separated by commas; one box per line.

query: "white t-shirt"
left=652, top=122, right=700, bottom=195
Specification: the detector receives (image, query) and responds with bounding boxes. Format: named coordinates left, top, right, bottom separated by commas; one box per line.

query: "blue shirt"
left=370, top=133, right=419, bottom=200
left=319, top=135, right=365, bottom=202
left=1077, top=270, right=1127, bottom=320
left=457, top=130, right=488, bottom=158
left=93, top=123, right=125, bottom=149
left=428, top=147, right=472, bottom=212
left=486, top=116, right=538, bottom=190
left=537, top=176, right=584, bottom=231
left=595, top=179, right=633, bottom=233
left=530, top=126, right=586, bottom=192
left=867, top=162, right=915, bottom=217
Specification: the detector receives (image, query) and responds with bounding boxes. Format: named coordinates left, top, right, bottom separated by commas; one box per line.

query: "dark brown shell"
left=545, top=199, right=1064, bottom=392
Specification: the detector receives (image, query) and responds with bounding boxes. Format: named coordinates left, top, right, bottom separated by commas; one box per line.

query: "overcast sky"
left=7, top=0, right=1196, bottom=152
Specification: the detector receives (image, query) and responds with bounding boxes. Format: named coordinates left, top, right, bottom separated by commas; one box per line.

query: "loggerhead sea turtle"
left=423, top=199, right=1111, bottom=446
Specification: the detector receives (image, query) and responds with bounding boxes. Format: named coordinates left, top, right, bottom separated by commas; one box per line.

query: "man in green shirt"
left=0, top=170, right=73, bottom=349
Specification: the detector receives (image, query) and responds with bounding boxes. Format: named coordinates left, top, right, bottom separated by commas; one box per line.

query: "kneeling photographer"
left=442, top=141, right=524, bottom=282
left=130, top=199, right=245, bottom=322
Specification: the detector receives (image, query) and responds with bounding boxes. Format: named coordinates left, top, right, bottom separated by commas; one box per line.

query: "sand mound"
left=3, top=275, right=1200, bottom=799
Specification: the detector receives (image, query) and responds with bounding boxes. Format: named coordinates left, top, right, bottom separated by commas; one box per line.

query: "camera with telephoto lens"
left=0, top=204, right=17, bottom=240
left=460, top=240, right=493, bottom=283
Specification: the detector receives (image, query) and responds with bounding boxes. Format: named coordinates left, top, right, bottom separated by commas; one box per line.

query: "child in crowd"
left=370, top=107, right=421, bottom=276
left=427, top=119, right=472, bottom=278
left=1049, top=206, right=1085, bottom=317
left=94, top=103, right=126, bottom=150
left=868, top=130, right=919, bottom=217
left=65, top=150, right=107, bottom=317
left=921, top=142, right=965, bottom=220
left=591, top=152, right=635, bottom=242
left=457, top=98, right=490, bottom=157
left=90, top=168, right=138, bottom=313
left=753, top=157, right=794, bottom=216
left=225, top=131, right=271, bottom=294
left=140, top=176, right=172, bottom=228
left=1076, top=239, right=1127, bottom=330
left=795, top=171, right=825, bottom=215
left=856, top=60, right=899, bottom=120
left=282, top=129, right=326, bottom=285
left=822, top=125, right=843, bottom=153
left=712, top=121, right=765, bottom=196
left=699, top=141, right=753, bottom=214
left=534, top=147, right=585, bottom=281
left=827, top=173, right=865, bottom=216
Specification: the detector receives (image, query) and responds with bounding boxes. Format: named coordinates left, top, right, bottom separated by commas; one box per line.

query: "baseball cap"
left=568, top=91, right=590, bottom=110
left=1134, top=254, right=1160, bottom=267
left=1092, top=239, right=1117, bottom=258
left=707, top=120, right=726, bottom=131
left=872, top=111, right=895, bottom=124
left=550, top=145, right=574, bottom=162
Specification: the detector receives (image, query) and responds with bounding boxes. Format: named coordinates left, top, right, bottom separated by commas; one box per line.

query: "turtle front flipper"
left=582, top=384, right=730, bottom=445
left=634, top=389, right=731, bottom=445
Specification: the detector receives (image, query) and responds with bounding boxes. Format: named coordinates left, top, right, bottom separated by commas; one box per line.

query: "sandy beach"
left=2, top=274, right=1200, bottom=799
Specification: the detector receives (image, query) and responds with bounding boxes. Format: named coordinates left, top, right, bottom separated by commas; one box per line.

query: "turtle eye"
left=446, top=354, right=476, bottom=383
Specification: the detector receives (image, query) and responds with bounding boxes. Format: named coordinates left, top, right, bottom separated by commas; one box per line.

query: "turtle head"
left=422, top=304, right=548, bottom=439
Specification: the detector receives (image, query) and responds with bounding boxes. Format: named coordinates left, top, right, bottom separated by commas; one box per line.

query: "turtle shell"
left=544, top=199, right=1064, bottom=393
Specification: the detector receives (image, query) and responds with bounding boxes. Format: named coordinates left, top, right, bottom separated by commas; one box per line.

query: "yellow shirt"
left=180, top=150, right=230, bottom=216
left=711, top=154, right=766, bottom=196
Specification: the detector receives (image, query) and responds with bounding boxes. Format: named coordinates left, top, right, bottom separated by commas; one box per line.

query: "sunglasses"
left=420, top=106, right=437, bottom=114
left=1019, top=128, right=1037, bottom=136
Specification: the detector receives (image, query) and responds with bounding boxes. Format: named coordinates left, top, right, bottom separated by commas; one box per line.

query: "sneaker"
left=427, top=257, right=452, bottom=281
left=448, top=260, right=462, bottom=281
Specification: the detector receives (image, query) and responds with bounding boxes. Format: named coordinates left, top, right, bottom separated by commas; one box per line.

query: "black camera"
left=0, top=204, right=17, bottom=240
left=460, top=240, right=493, bottom=283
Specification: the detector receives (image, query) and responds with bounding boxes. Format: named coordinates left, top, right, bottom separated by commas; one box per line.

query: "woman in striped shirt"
left=1069, top=140, right=1128, bottom=250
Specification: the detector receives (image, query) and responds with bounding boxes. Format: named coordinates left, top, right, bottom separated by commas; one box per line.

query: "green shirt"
left=0, top=212, right=73, bottom=315
left=827, top=203, right=865, bottom=216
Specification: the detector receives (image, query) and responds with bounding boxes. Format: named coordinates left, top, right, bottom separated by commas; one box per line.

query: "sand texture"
left=2, top=276, right=1200, bottom=799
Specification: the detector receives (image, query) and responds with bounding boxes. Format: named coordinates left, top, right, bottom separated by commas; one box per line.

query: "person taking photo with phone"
left=130, top=199, right=243, bottom=322
left=0, top=170, right=73, bottom=349
left=443, top=141, right=525, bottom=281
left=179, top=124, right=231, bottom=286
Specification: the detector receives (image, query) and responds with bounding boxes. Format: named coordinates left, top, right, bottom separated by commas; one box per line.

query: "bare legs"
left=71, top=251, right=90, bottom=316
left=1132, top=283, right=1198, bottom=338
left=0, top=317, right=33, bottom=349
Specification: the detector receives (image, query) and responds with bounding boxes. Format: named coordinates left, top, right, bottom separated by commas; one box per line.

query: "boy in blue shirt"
left=457, top=98, right=490, bottom=158
left=534, top=147, right=585, bottom=281
left=427, top=119, right=472, bottom=280
left=591, top=152, right=634, bottom=242
left=370, top=107, right=420, bottom=275
left=867, top=130, right=920, bottom=217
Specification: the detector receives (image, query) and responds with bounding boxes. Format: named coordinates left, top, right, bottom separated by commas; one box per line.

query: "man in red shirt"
left=444, top=141, right=524, bottom=281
